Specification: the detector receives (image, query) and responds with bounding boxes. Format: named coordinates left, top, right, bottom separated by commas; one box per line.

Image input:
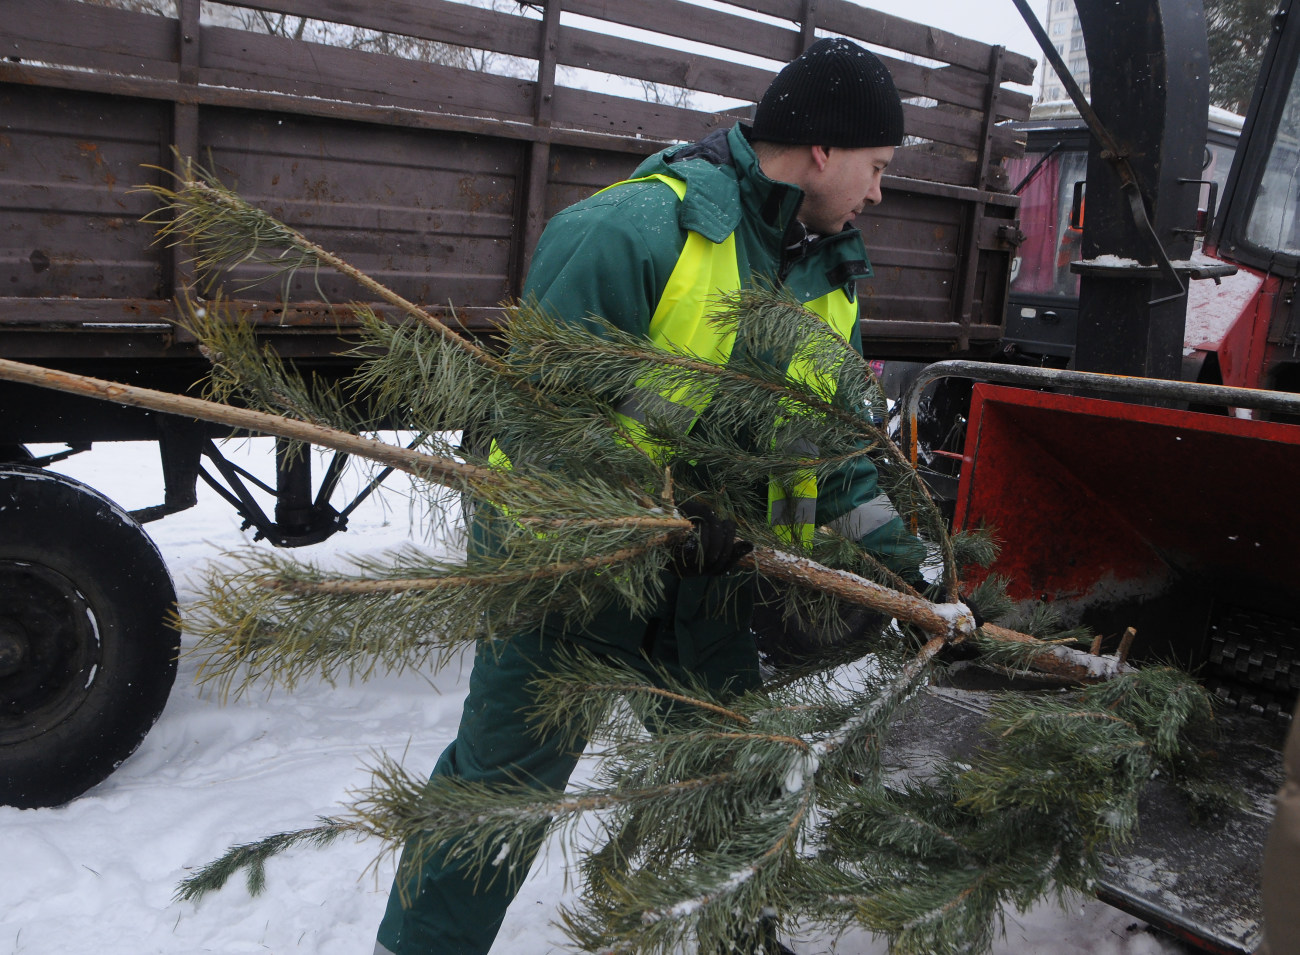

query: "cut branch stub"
left=742, top=547, right=975, bottom=640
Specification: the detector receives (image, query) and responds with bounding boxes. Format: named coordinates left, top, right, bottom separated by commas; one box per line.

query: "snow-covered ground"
left=1, top=439, right=1190, bottom=954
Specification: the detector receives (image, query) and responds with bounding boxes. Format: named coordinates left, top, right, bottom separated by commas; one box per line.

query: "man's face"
left=798, top=145, right=894, bottom=235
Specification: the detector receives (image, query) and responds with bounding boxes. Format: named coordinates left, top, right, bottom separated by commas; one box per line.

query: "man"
left=375, top=36, right=923, bottom=955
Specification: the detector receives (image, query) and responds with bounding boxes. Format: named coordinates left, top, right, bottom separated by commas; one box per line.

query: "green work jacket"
left=513, top=123, right=923, bottom=667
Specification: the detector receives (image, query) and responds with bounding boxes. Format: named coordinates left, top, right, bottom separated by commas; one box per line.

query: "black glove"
left=961, top=591, right=986, bottom=629
left=902, top=573, right=930, bottom=596
left=671, top=500, right=753, bottom=577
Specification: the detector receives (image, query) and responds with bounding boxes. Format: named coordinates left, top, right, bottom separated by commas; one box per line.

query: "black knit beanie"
left=752, top=37, right=904, bottom=148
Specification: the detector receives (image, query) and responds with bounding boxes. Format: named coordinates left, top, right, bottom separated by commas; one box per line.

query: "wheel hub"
left=0, top=620, right=26, bottom=677
left=0, top=560, right=100, bottom=744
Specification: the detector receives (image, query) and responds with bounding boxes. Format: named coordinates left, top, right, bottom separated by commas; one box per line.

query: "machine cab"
left=1004, top=103, right=1242, bottom=364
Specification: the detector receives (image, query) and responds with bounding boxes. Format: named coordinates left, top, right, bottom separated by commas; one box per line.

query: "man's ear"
left=810, top=145, right=831, bottom=172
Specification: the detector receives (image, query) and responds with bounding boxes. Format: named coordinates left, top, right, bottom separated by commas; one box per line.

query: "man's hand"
left=671, top=500, right=753, bottom=577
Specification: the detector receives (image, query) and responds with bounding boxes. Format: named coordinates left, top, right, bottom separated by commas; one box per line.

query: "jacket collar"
left=631, top=124, right=872, bottom=293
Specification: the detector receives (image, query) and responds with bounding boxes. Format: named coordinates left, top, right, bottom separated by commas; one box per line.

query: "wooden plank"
left=171, top=0, right=202, bottom=320
left=556, top=26, right=773, bottom=103
left=868, top=247, right=959, bottom=271
left=0, top=62, right=670, bottom=158
left=556, top=24, right=1027, bottom=122
left=800, top=0, right=818, bottom=50
left=952, top=46, right=1007, bottom=346
left=734, top=0, right=1034, bottom=79
left=567, top=0, right=800, bottom=63
left=2, top=0, right=176, bottom=77
left=974, top=47, right=1007, bottom=189
left=887, top=174, right=1019, bottom=208
left=903, top=104, right=992, bottom=154
left=890, top=140, right=1019, bottom=190
left=996, top=86, right=1034, bottom=123
left=858, top=320, right=1003, bottom=338
left=199, top=25, right=538, bottom=122
left=516, top=0, right=565, bottom=294
left=549, top=84, right=729, bottom=143
left=887, top=58, right=1004, bottom=114
left=889, top=149, right=979, bottom=188
left=230, top=0, right=543, bottom=63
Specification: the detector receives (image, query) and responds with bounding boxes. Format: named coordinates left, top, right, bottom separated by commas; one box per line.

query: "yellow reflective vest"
left=601, top=173, right=861, bottom=548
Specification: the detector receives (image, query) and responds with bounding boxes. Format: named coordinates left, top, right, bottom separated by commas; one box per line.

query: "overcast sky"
left=863, top=0, right=1053, bottom=88
left=866, top=0, right=1051, bottom=57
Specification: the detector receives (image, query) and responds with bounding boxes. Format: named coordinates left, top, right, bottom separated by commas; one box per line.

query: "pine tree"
left=0, top=161, right=1230, bottom=954
left=1206, top=0, right=1277, bottom=113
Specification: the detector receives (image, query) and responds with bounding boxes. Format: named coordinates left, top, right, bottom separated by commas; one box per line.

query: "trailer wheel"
left=0, top=467, right=179, bottom=808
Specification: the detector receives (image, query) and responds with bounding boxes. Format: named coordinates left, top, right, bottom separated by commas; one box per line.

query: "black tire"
left=0, top=467, right=180, bottom=808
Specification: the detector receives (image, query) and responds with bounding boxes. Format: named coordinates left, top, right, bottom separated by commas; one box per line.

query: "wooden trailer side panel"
left=0, top=0, right=1033, bottom=425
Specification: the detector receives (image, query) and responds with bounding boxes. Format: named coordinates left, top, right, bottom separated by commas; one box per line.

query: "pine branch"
left=139, top=158, right=507, bottom=373
left=254, top=529, right=687, bottom=595
left=184, top=511, right=688, bottom=696
left=134, top=169, right=1229, bottom=955
left=0, top=356, right=496, bottom=492
left=506, top=295, right=958, bottom=596
left=175, top=818, right=362, bottom=902
left=173, top=293, right=358, bottom=432
left=744, top=549, right=971, bottom=640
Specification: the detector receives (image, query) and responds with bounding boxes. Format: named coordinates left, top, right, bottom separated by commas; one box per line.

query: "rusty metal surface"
left=884, top=677, right=1281, bottom=954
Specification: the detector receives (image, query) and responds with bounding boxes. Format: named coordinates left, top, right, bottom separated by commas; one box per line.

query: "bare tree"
left=78, top=0, right=175, bottom=13
left=637, top=79, right=696, bottom=110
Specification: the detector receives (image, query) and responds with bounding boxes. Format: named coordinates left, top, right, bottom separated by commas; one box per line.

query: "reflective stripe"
left=488, top=437, right=512, bottom=470
left=775, top=435, right=818, bottom=456
left=828, top=495, right=901, bottom=540
left=765, top=288, right=860, bottom=548
left=768, top=496, right=817, bottom=527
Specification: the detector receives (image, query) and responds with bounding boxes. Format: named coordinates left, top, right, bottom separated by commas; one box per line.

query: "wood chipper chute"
left=900, top=360, right=1300, bottom=953
left=905, top=361, right=1300, bottom=718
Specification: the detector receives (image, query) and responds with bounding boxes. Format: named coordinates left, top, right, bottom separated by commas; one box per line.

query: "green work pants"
left=374, top=622, right=762, bottom=955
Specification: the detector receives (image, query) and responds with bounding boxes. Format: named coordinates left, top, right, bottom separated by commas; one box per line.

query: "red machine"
left=900, top=1, right=1300, bottom=949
